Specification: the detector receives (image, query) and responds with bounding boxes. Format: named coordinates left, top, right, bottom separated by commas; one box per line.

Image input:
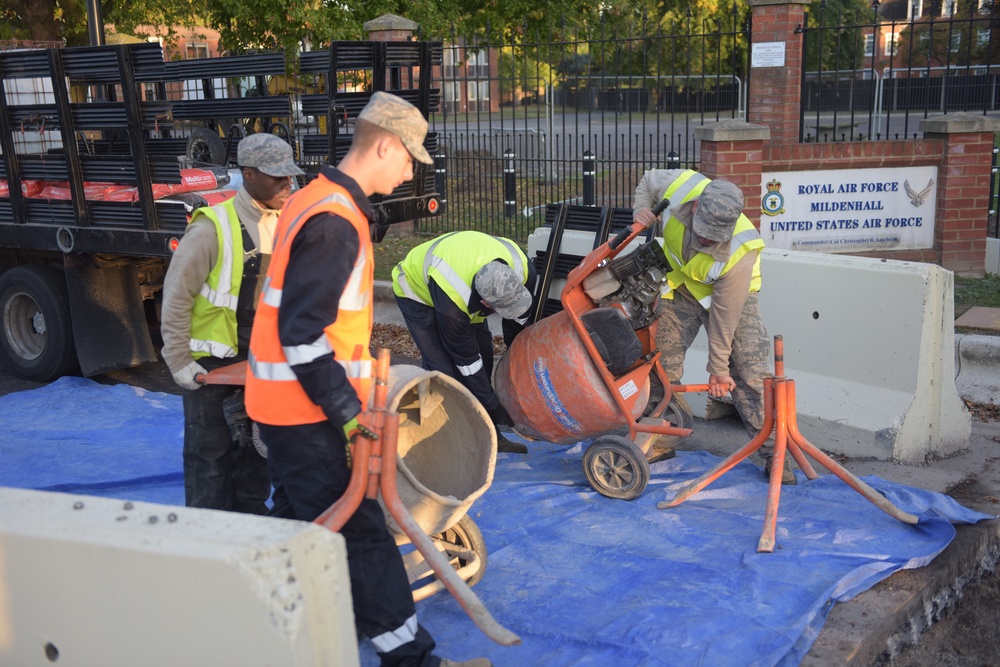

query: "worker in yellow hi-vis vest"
left=632, top=169, right=795, bottom=485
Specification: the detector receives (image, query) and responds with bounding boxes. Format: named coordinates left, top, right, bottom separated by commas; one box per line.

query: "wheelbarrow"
left=496, top=207, right=714, bottom=500
left=197, top=360, right=499, bottom=606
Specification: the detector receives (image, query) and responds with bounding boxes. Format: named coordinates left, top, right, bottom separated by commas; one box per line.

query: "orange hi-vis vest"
left=245, top=174, right=374, bottom=426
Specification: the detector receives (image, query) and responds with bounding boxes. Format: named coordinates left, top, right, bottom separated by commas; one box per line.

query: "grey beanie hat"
left=692, top=180, right=744, bottom=243
left=474, top=261, right=532, bottom=320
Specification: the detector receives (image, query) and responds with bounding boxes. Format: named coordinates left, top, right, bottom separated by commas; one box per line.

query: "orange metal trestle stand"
left=314, top=349, right=521, bottom=646
left=656, top=335, right=919, bottom=553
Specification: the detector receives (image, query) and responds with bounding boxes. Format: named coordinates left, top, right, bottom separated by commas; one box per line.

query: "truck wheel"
left=0, top=265, right=78, bottom=382
left=187, top=127, right=227, bottom=166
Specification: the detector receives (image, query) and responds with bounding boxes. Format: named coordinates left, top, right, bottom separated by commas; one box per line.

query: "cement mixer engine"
left=579, top=239, right=671, bottom=331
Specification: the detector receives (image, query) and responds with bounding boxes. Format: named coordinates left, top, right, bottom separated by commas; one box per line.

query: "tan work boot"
left=761, top=451, right=797, bottom=485
left=497, top=434, right=528, bottom=454
left=439, top=658, right=492, bottom=667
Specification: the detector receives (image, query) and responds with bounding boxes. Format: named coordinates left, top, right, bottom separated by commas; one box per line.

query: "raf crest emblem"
left=761, top=179, right=785, bottom=217
left=904, top=179, right=934, bottom=207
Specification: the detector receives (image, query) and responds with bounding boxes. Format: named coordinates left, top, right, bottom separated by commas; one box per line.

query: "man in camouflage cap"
left=244, top=93, right=492, bottom=667
left=632, top=168, right=794, bottom=485
left=161, top=132, right=303, bottom=516
left=392, top=233, right=535, bottom=455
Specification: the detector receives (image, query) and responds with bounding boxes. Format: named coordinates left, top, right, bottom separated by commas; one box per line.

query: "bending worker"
left=391, top=230, right=535, bottom=454
left=161, top=133, right=303, bottom=513
left=245, top=92, right=490, bottom=667
left=632, top=168, right=795, bottom=485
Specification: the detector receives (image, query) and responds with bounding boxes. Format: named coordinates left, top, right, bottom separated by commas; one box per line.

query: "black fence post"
left=583, top=150, right=595, bottom=205
left=503, top=148, right=516, bottom=218
left=434, top=150, right=448, bottom=217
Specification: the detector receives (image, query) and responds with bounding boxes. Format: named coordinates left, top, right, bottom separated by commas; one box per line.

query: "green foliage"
left=955, top=273, right=1000, bottom=317
left=803, top=0, right=877, bottom=73
left=892, top=2, right=1000, bottom=69
left=497, top=48, right=554, bottom=97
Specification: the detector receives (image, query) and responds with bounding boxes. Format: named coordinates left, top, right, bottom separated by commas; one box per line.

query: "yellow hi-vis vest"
left=659, top=171, right=764, bottom=309
left=188, top=199, right=244, bottom=359
left=391, top=230, right=529, bottom=324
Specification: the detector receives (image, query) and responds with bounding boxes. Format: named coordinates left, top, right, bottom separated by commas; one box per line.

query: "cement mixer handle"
left=611, top=199, right=669, bottom=251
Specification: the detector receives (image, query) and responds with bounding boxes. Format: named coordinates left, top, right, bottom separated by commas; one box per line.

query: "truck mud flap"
left=64, top=254, right=157, bottom=376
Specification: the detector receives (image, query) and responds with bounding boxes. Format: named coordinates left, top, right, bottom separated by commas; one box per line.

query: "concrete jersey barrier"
left=0, top=488, right=359, bottom=666
left=525, top=227, right=970, bottom=462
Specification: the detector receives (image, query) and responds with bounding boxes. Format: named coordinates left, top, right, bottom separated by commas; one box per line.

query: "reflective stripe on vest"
left=661, top=213, right=764, bottom=308
left=661, top=170, right=710, bottom=209
left=393, top=231, right=528, bottom=323
left=188, top=200, right=244, bottom=359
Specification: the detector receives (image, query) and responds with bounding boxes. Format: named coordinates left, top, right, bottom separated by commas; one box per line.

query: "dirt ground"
left=876, top=402, right=1000, bottom=667
left=887, top=566, right=1000, bottom=667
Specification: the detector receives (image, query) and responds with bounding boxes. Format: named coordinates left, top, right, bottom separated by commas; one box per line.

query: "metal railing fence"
left=421, top=10, right=750, bottom=240
left=800, top=3, right=1000, bottom=143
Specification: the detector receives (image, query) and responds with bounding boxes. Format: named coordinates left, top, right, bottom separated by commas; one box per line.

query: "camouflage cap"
left=237, top=134, right=304, bottom=177
left=692, top=179, right=744, bottom=243
left=358, top=91, right=434, bottom=165
left=474, top=261, right=532, bottom=320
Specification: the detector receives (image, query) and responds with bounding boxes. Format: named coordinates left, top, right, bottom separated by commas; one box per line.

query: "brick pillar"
left=921, top=113, right=1000, bottom=277
left=695, top=120, right=771, bottom=227
left=747, top=0, right=810, bottom=145
left=363, top=13, right=418, bottom=42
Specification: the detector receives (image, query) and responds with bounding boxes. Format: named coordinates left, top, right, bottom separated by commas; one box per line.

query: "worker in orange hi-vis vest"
left=245, top=92, right=491, bottom=667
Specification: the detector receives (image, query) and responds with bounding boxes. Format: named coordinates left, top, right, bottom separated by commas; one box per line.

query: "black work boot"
left=497, top=434, right=528, bottom=454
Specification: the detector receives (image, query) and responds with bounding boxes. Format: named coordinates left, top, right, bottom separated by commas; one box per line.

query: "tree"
left=892, top=0, right=1000, bottom=70
left=4, top=0, right=203, bottom=47
left=802, top=0, right=879, bottom=73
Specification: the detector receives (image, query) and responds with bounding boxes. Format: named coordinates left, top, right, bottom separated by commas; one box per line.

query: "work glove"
left=488, top=403, right=514, bottom=429
left=342, top=413, right=379, bottom=443
left=172, top=360, right=207, bottom=391
left=342, top=413, right=379, bottom=470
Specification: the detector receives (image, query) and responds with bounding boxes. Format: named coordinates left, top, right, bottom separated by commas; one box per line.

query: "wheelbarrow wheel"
left=654, top=394, right=694, bottom=450
left=430, top=515, right=488, bottom=587
left=583, top=435, right=650, bottom=500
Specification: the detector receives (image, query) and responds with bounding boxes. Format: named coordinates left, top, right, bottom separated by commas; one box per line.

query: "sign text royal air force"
left=759, top=166, right=937, bottom=253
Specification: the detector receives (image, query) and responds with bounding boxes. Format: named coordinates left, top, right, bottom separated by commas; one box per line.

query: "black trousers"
left=182, top=384, right=270, bottom=515
left=395, top=295, right=494, bottom=381
left=260, top=420, right=439, bottom=667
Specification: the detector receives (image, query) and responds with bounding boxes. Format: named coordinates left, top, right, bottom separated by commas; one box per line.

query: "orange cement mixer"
left=495, top=216, right=712, bottom=500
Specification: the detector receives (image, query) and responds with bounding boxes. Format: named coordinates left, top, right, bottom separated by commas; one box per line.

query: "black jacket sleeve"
left=277, top=212, right=363, bottom=428
left=429, top=280, right=500, bottom=410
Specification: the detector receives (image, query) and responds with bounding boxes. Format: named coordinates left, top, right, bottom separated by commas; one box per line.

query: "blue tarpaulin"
left=0, top=377, right=992, bottom=666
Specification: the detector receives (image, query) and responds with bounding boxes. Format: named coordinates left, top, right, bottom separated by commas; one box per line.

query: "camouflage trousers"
left=654, top=291, right=771, bottom=437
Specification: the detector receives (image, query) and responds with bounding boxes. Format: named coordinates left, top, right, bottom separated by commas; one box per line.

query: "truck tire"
left=0, top=265, right=78, bottom=382
left=187, top=127, right=227, bottom=166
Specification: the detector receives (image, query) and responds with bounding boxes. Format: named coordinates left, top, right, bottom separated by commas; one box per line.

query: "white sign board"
left=751, top=42, right=785, bottom=68
left=759, top=167, right=938, bottom=253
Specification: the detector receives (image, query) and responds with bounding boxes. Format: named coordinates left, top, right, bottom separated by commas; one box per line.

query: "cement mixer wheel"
left=583, top=435, right=651, bottom=500
left=431, top=515, right=488, bottom=587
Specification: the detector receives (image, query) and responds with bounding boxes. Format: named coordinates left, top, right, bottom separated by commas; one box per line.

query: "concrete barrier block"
left=0, top=488, right=359, bottom=666
left=524, top=227, right=970, bottom=462
left=955, top=334, right=1000, bottom=406
left=685, top=250, right=970, bottom=462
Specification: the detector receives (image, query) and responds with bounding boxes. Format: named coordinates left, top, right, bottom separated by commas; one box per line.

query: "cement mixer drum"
left=495, top=309, right=649, bottom=445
